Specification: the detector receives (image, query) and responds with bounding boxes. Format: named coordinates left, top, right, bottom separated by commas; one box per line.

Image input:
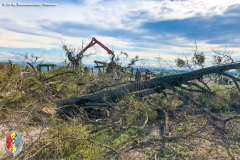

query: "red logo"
left=5, top=132, right=23, bottom=156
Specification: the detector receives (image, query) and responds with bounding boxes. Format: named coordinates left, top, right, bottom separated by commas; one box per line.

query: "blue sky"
left=1, top=0, right=240, bottom=68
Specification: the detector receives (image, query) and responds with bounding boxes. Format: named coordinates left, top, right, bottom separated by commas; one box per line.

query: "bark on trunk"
left=57, top=63, right=240, bottom=107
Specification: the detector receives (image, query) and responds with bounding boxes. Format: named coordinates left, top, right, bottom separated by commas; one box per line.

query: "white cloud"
left=0, top=28, right=60, bottom=49
left=83, top=0, right=102, bottom=5
left=93, top=36, right=134, bottom=49
left=0, top=52, right=18, bottom=60
left=2, top=27, right=239, bottom=67
left=0, top=51, right=66, bottom=64
left=1, top=0, right=239, bottom=34
left=0, top=0, right=239, bottom=42
left=1, top=0, right=240, bottom=66
left=0, top=28, right=134, bottom=50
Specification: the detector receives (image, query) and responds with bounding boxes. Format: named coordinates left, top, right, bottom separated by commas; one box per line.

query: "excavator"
left=37, top=37, right=116, bottom=72
left=72, top=37, right=116, bottom=69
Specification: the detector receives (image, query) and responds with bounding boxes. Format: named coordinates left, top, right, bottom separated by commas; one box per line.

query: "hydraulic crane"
left=74, top=37, right=116, bottom=69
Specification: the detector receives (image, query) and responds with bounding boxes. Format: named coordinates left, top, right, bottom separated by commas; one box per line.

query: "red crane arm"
left=76, top=37, right=114, bottom=61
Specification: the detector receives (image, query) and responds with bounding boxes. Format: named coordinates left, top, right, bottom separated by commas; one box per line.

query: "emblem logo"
left=5, top=132, right=23, bottom=156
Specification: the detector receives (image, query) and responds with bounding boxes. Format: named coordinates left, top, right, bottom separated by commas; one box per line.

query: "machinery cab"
left=37, top=64, right=56, bottom=72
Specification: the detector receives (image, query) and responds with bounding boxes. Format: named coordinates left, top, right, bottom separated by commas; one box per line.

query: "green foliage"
left=159, top=71, right=164, bottom=77
left=115, top=51, right=139, bottom=70
left=34, top=118, right=102, bottom=159
left=156, top=95, right=178, bottom=111
left=175, top=58, right=185, bottom=68
left=83, top=72, right=116, bottom=93
left=192, top=52, right=205, bottom=67
left=115, top=51, right=128, bottom=64
left=119, top=51, right=128, bottom=57
left=213, top=55, right=222, bottom=64
left=203, top=90, right=232, bottom=111
left=126, top=128, right=138, bottom=136
left=62, top=44, right=76, bottom=65
left=83, top=67, right=90, bottom=74
left=119, top=94, right=158, bottom=124
left=177, top=127, right=183, bottom=132
left=105, top=65, right=112, bottom=73
left=0, top=63, right=84, bottom=120
left=175, top=43, right=206, bottom=68
left=0, top=63, right=20, bottom=88
left=128, top=55, right=139, bottom=67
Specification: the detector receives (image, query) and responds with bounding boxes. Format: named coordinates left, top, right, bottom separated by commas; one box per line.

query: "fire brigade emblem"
left=5, top=132, right=23, bottom=156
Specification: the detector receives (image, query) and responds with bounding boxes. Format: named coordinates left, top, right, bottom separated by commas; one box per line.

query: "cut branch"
left=27, top=62, right=37, bottom=74
left=220, top=72, right=240, bottom=92
left=183, top=81, right=214, bottom=95
left=200, top=108, right=240, bottom=129
left=42, top=71, right=78, bottom=82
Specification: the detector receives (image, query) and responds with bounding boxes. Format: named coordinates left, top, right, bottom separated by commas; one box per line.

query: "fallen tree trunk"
left=57, top=63, right=240, bottom=107
left=84, top=103, right=117, bottom=106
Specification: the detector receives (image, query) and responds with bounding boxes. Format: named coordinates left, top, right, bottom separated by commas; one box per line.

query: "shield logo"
left=5, top=131, right=23, bottom=156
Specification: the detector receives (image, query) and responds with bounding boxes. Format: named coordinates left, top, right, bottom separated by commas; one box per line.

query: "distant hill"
left=1, top=60, right=238, bottom=75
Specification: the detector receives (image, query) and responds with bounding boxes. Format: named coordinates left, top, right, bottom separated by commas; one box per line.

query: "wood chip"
left=42, top=107, right=56, bottom=115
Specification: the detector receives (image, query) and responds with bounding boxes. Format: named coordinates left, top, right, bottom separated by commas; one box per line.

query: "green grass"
left=198, top=84, right=234, bottom=90
left=91, top=126, right=140, bottom=148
